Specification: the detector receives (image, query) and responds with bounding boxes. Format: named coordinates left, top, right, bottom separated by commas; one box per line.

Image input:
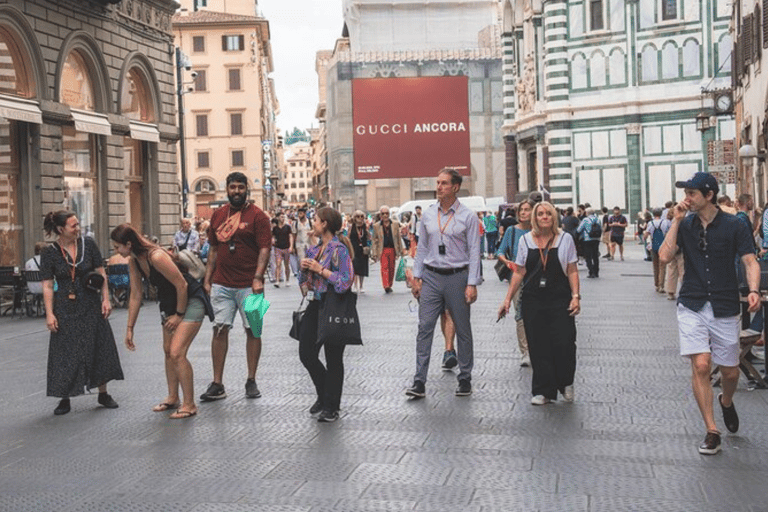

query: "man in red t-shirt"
left=201, top=172, right=272, bottom=402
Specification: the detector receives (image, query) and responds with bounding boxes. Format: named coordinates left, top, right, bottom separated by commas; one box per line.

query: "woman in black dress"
left=41, top=211, right=124, bottom=415
left=348, top=210, right=370, bottom=293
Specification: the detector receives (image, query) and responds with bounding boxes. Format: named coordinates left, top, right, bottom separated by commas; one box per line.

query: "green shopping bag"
left=243, top=293, right=271, bottom=337
left=395, top=257, right=407, bottom=282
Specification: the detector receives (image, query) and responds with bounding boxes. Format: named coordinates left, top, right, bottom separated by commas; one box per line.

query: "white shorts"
left=677, top=302, right=739, bottom=367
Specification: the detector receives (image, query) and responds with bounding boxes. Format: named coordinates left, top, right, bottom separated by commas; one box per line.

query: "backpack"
left=651, top=220, right=664, bottom=251
left=588, top=217, right=602, bottom=239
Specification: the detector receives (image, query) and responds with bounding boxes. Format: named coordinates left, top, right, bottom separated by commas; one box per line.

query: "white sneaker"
left=520, top=354, right=531, bottom=367
left=284, top=281, right=291, bottom=287
left=359, top=287, right=365, bottom=294
left=531, top=395, right=551, bottom=405
left=563, top=385, right=574, bottom=402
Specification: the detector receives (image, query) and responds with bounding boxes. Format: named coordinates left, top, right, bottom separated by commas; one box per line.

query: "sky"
left=257, top=0, right=345, bottom=137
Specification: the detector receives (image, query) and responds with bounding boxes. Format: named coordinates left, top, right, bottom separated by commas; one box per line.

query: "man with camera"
left=201, top=172, right=272, bottom=401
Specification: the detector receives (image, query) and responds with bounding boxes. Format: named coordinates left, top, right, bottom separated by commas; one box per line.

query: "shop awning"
left=71, top=110, right=112, bottom=136
left=0, top=95, right=43, bottom=124
left=129, top=121, right=160, bottom=143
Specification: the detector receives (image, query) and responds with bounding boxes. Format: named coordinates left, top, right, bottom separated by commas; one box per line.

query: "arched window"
left=609, top=48, right=626, bottom=85
left=661, top=41, right=679, bottom=79
left=195, top=178, right=216, bottom=193
left=641, top=44, right=658, bottom=82
left=590, top=50, right=606, bottom=87
left=290, top=194, right=297, bottom=202
left=121, top=67, right=155, bottom=123
left=571, top=53, right=588, bottom=89
left=682, top=39, right=700, bottom=77
left=717, top=33, right=732, bottom=76
left=60, top=50, right=95, bottom=111
left=0, top=25, right=34, bottom=97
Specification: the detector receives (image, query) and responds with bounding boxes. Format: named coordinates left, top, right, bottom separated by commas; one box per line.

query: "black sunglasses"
left=698, top=226, right=707, bottom=252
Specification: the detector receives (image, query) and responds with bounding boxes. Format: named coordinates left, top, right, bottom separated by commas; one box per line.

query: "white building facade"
left=502, top=0, right=735, bottom=213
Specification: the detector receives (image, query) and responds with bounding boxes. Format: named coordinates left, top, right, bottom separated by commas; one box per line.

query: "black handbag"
left=317, top=289, right=362, bottom=346
left=494, top=259, right=511, bottom=281
left=289, top=296, right=307, bottom=341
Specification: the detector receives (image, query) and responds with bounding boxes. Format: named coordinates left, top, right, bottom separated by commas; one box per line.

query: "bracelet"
left=572, top=294, right=581, bottom=299
left=749, top=290, right=760, bottom=295
left=175, top=310, right=186, bottom=317
left=127, top=325, right=134, bottom=329
left=253, top=275, right=264, bottom=281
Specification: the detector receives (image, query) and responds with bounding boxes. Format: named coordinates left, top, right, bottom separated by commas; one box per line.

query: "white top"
left=515, top=232, right=578, bottom=276
left=25, top=255, right=43, bottom=295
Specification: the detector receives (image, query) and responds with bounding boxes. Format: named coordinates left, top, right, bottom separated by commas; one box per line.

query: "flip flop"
left=169, top=409, right=197, bottom=419
left=152, top=402, right=180, bottom=412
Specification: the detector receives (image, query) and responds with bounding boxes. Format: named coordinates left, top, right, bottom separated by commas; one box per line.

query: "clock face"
left=716, top=93, right=732, bottom=112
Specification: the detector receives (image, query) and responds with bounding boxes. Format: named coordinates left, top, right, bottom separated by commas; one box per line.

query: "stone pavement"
left=1, top=242, right=767, bottom=512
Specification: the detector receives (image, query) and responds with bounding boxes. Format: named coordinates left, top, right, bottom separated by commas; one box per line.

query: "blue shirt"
left=413, top=199, right=482, bottom=286
left=576, top=214, right=600, bottom=241
left=496, top=225, right=530, bottom=260
left=677, top=210, right=755, bottom=317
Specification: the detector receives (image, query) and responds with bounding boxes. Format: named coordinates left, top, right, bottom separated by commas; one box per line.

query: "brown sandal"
left=169, top=409, right=197, bottom=419
left=152, top=402, right=179, bottom=412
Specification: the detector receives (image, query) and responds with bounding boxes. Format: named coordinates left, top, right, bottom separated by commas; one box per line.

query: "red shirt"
left=208, top=203, right=272, bottom=288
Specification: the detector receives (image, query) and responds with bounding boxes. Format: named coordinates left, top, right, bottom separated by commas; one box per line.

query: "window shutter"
left=238, top=35, right=245, bottom=51
left=756, top=7, right=762, bottom=61
left=745, top=14, right=754, bottom=66
left=764, top=0, right=768, bottom=48
left=221, top=35, right=227, bottom=51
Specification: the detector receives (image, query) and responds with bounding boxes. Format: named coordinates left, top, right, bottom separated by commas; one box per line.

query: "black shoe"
left=587, top=274, right=595, bottom=278
left=97, top=393, right=118, bottom=409
left=718, top=394, right=739, bottom=433
left=245, top=379, right=261, bottom=399
left=455, top=379, right=472, bottom=396
left=317, top=409, right=339, bottom=422
left=309, top=399, right=323, bottom=415
left=200, top=382, right=227, bottom=402
left=384, top=287, right=393, bottom=294
left=441, top=350, right=458, bottom=370
left=405, top=380, right=425, bottom=398
left=698, top=431, right=722, bottom=455
left=54, top=398, right=70, bottom=416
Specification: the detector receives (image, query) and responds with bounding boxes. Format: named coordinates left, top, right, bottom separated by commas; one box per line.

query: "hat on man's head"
left=675, top=172, right=719, bottom=196
left=528, top=191, right=543, bottom=203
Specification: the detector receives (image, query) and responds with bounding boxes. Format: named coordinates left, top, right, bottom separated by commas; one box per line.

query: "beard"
left=228, top=191, right=247, bottom=208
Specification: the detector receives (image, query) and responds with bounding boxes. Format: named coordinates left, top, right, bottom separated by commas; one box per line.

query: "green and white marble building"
left=501, top=0, right=735, bottom=213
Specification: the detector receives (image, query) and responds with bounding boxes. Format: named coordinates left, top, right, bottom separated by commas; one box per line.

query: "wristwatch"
left=572, top=294, right=581, bottom=299
left=749, top=290, right=760, bottom=296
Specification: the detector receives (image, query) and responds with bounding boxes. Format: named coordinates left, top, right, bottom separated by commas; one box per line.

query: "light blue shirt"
left=413, top=199, right=482, bottom=286
left=576, top=214, right=600, bottom=241
left=496, top=225, right=530, bottom=260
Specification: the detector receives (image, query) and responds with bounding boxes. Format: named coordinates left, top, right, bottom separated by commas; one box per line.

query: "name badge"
left=538, top=276, right=547, bottom=288
left=438, top=244, right=446, bottom=255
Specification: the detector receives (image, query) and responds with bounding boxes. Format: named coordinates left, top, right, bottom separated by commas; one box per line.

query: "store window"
left=62, top=126, right=97, bottom=238
left=0, top=119, right=20, bottom=266
left=0, top=26, right=35, bottom=98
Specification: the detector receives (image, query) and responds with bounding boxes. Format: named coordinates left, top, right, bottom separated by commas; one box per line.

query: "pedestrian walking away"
left=496, top=199, right=534, bottom=366
left=112, top=224, right=212, bottom=420
left=576, top=208, right=601, bottom=278
left=499, top=201, right=580, bottom=405
left=297, top=207, right=355, bottom=423
left=406, top=168, right=481, bottom=399
left=659, top=172, right=760, bottom=455
left=645, top=209, right=670, bottom=293
left=201, top=172, right=272, bottom=402
left=371, top=205, right=406, bottom=293
left=40, top=211, right=123, bottom=416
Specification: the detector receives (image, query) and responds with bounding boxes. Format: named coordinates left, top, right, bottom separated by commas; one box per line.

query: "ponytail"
left=44, top=210, right=75, bottom=237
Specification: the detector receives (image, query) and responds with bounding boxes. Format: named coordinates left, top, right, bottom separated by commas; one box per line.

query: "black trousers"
left=583, top=240, right=600, bottom=277
left=522, top=300, right=577, bottom=399
left=298, top=299, right=346, bottom=412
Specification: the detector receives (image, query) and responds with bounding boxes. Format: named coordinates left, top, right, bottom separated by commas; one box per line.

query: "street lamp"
left=696, top=111, right=712, bottom=132
left=175, top=48, right=196, bottom=218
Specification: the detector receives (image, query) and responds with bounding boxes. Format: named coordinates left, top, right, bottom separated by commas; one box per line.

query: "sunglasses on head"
left=698, top=226, right=707, bottom=252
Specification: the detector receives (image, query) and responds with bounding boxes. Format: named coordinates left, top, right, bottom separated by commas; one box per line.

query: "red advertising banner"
left=352, top=76, right=471, bottom=179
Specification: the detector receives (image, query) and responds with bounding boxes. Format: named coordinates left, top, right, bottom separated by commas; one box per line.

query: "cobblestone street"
left=1, top=244, right=767, bottom=511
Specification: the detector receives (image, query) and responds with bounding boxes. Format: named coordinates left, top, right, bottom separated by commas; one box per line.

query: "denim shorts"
left=210, top=284, right=252, bottom=331
left=161, top=297, right=205, bottom=324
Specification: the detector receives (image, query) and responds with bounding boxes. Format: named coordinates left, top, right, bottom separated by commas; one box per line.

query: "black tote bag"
left=289, top=296, right=307, bottom=341
left=317, top=289, right=363, bottom=346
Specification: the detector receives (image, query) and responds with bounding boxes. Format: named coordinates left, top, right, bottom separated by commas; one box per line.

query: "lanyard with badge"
left=437, top=209, right=455, bottom=255
left=537, top=235, right=555, bottom=288
left=59, top=237, right=84, bottom=300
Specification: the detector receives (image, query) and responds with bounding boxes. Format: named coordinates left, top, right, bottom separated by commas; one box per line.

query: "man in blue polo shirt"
left=659, top=172, right=760, bottom=455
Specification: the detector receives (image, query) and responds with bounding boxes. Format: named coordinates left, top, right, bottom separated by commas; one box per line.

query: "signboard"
left=352, top=76, right=471, bottom=179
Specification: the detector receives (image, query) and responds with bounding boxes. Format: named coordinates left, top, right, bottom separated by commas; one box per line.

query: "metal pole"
left=176, top=47, right=189, bottom=218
